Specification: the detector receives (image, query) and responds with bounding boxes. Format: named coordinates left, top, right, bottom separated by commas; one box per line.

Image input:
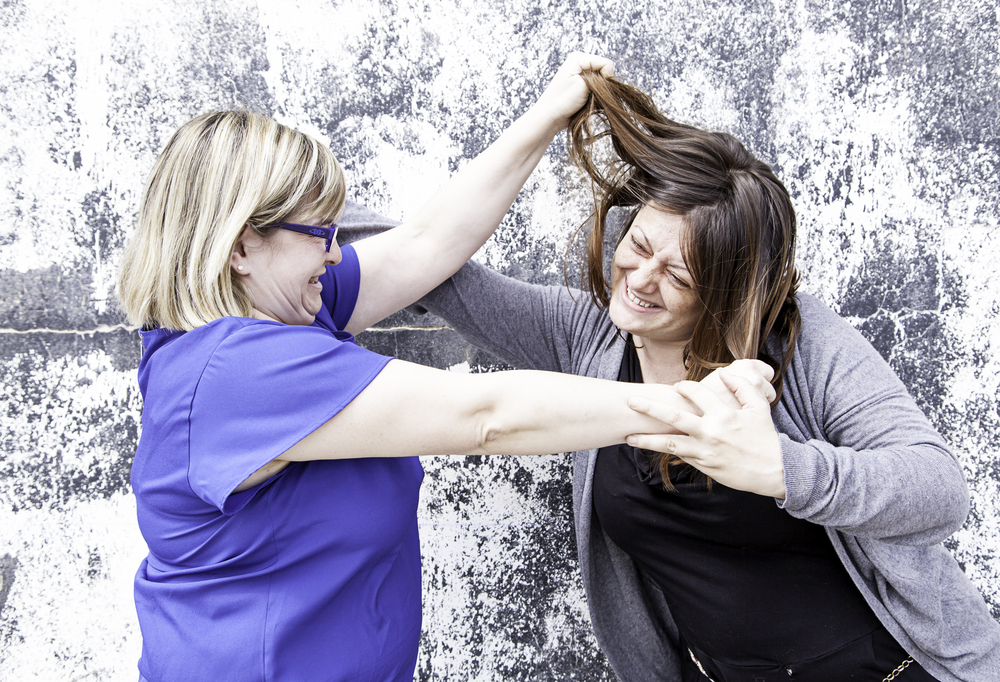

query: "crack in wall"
left=0, top=325, right=138, bottom=335
left=365, top=324, right=451, bottom=332
left=0, top=324, right=451, bottom=334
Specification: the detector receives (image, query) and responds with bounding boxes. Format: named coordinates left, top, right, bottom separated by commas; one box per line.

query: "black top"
left=592, top=343, right=887, bottom=666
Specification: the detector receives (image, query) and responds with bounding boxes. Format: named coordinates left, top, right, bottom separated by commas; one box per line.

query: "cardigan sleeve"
left=419, top=259, right=611, bottom=375
left=337, top=199, right=613, bottom=375
left=775, top=294, right=969, bottom=545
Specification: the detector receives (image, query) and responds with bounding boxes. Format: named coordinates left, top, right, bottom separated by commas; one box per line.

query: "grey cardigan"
left=340, top=203, right=1000, bottom=681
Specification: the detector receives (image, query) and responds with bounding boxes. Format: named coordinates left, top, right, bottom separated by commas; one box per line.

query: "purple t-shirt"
left=131, top=245, right=424, bottom=682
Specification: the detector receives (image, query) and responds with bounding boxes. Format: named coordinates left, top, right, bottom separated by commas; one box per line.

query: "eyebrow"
left=633, top=228, right=690, bottom=273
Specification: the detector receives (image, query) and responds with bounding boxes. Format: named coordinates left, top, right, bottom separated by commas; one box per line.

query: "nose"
left=629, top=261, right=659, bottom=292
left=325, top=240, right=343, bottom=266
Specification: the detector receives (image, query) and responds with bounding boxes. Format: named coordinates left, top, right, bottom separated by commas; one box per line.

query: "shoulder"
left=792, top=292, right=877, bottom=358
left=795, top=292, right=852, bottom=330
left=139, top=317, right=256, bottom=375
left=784, top=292, right=909, bottom=403
left=205, top=318, right=374, bottom=375
left=143, top=318, right=348, bottom=376
left=199, top=317, right=324, bottom=355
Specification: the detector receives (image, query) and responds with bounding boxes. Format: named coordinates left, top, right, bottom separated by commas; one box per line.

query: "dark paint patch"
left=0, top=553, right=18, bottom=649
left=0, top=329, right=140, bottom=511
left=0, top=554, right=16, bottom=616
left=1, top=429, right=135, bottom=513
left=355, top=326, right=474, bottom=370
left=80, top=189, right=126, bottom=267
left=833, top=0, right=1000, bottom=220
left=840, top=231, right=967, bottom=416
left=0, top=265, right=129, bottom=331
left=86, top=547, right=102, bottom=582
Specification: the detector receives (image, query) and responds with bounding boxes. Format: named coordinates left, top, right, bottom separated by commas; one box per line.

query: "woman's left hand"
left=626, top=369, right=786, bottom=499
left=531, top=52, right=615, bottom=132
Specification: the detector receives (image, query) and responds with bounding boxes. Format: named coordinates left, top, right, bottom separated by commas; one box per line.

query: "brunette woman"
left=348, top=75, right=999, bottom=680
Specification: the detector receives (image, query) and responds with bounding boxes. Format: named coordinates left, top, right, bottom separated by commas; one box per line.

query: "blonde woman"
left=117, top=54, right=775, bottom=682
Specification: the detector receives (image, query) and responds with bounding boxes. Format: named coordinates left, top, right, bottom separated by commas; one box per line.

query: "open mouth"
left=308, top=276, right=319, bottom=284
left=626, top=283, right=657, bottom=309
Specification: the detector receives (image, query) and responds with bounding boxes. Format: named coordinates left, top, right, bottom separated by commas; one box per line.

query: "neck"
left=252, top=308, right=281, bottom=323
left=632, top=334, right=689, bottom=385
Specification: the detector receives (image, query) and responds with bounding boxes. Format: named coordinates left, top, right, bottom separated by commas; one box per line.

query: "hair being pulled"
left=567, top=74, right=801, bottom=485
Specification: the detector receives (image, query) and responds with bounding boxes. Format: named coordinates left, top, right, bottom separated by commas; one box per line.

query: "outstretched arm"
left=345, top=52, right=614, bottom=334
left=277, top=358, right=775, bottom=463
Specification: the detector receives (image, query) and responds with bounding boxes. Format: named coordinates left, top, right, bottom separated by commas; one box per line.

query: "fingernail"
left=626, top=436, right=637, bottom=446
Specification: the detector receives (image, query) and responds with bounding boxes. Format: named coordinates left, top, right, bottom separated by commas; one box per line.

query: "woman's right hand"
left=626, top=359, right=785, bottom=498
left=529, top=52, right=614, bottom=134
left=700, top=359, right=776, bottom=408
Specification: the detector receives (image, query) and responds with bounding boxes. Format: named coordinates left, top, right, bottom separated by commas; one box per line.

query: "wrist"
left=521, top=101, right=568, bottom=139
left=770, top=438, right=787, bottom=500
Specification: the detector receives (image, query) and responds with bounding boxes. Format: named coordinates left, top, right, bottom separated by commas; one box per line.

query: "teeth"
left=627, top=285, right=655, bottom=308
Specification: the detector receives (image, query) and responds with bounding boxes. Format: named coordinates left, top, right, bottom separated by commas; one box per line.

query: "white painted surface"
left=1, top=0, right=997, bottom=679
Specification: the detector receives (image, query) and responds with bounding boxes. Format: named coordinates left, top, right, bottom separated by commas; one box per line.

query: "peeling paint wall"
left=1, top=0, right=997, bottom=680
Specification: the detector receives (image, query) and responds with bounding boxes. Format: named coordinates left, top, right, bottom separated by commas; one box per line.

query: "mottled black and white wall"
left=1, top=0, right=997, bottom=680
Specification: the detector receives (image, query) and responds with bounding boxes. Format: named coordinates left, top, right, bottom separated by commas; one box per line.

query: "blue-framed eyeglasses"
left=277, top=222, right=339, bottom=252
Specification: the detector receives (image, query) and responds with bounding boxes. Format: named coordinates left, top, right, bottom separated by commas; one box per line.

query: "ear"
left=230, top=225, right=254, bottom=275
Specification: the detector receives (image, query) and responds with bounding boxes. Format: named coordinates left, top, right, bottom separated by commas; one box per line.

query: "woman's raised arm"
left=345, top=52, right=614, bottom=335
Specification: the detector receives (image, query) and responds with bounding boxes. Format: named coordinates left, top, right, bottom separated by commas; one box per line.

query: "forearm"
left=776, top=295, right=970, bottom=543
left=779, top=436, right=969, bottom=544
left=281, top=360, right=683, bottom=462
left=347, top=54, right=612, bottom=333
left=346, top=109, right=559, bottom=333
left=472, top=369, right=683, bottom=456
left=404, top=105, right=562, bottom=260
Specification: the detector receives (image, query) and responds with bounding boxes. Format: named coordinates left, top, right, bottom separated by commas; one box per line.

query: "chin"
left=607, top=301, right=636, bottom=335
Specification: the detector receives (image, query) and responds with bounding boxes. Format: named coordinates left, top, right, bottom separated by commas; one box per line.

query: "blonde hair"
left=117, top=110, right=346, bottom=331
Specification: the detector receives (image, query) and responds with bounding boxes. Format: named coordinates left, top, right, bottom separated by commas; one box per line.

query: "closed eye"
left=631, top=236, right=650, bottom=256
left=669, top=271, right=692, bottom=289
left=630, top=232, right=691, bottom=288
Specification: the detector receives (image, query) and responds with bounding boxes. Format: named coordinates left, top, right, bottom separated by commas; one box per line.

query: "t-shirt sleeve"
left=321, top=243, right=361, bottom=331
left=188, top=320, right=392, bottom=514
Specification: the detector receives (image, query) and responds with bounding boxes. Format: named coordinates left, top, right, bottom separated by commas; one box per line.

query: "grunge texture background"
left=1, top=0, right=998, bottom=680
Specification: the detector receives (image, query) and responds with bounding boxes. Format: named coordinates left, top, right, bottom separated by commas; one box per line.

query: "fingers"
left=626, top=432, right=694, bottom=457
left=534, top=52, right=613, bottom=128
left=718, top=368, right=776, bottom=405
left=628, top=396, right=701, bottom=435
left=564, top=51, right=615, bottom=78
left=671, top=380, right=731, bottom=418
left=726, top=358, right=774, bottom=383
left=719, top=371, right=775, bottom=410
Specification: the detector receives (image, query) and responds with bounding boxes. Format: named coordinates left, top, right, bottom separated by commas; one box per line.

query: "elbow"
left=907, top=460, right=970, bottom=544
left=939, top=451, right=972, bottom=534
left=944, top=474, right=971, bottom=535
left=468, top=411, right=516, bottom=457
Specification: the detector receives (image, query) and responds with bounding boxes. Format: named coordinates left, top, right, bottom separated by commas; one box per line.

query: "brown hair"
left=568, top=74, right=801, bottom=484
left=117, top=110, right=345, bottom=331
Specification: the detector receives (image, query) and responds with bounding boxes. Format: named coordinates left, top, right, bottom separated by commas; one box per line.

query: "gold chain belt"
left=687, top=647, right=915, bottom=682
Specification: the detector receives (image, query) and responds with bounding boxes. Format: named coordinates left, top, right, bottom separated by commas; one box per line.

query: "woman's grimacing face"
left=233, top=217, right=342, bottom=326
left=608, top=205, right=701, bottom=348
